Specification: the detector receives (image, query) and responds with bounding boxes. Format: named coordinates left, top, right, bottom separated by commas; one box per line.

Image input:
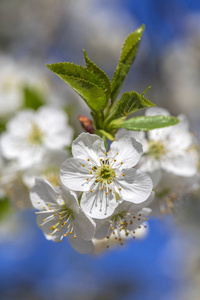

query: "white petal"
left=30, top=178, right=57, bottom=210
left=126, top=207, right=151, bottom=231
left=148, top=126, right=173, bottom=142
left=81, top=188, right=118, bottom=219
left=161, top=155, right=197, bottom=176
left=177, top=114, right=189, bottom=131
left=109, top=136, right=143, bottom=168
left=17, top=146, right=45, bottom=169
left=116, top=129, right=146, bottom=146
left=149, top=169, right=162, bottom=186
left=37, top=213, right=65, bottom=242
left=37, top=106, right=68, bottom=131
left=127, top=191, right=155, bottom=212
left=72, top=132, right=106, bottom=165
left=74, top=209, right=96, bottom=241
left=114, top=192, right=154, bottom=215
left=115, top=168, right=153, bottom=203
left=113, top=200, right=134, bottom=215
left=0, top=134, right=24, bottom=159
left=44, top=129, right=74, bottom=149
left=7, top=110, right=35, bottom=135
left=68, top=235, right=94, bottom=254
left=61, top=186, right=80, bottom=214
left=166, top=121, right=193, bottom=151
left=145, top=107, right=170, bottom=117
left=94, top=219, right=110, bottom=239
left=60, top=158, right=95, bottom=191
left=145, top=107, right=173, bottom=142
left=138, top=156, right=161, bottom=173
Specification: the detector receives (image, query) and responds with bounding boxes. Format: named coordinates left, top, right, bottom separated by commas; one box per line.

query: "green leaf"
left=104, top=91, right=154, bottom=124
left=141, top=86, right=151, bottom=96
left=111, top=24, right=145, bottom=102
left=83, top=50, right=111, bottom=100
left=46, top=62, right=107, bottom=111
left=112, top=115, right=179, bottom=131
left=23, top=86, right=44, bottom=110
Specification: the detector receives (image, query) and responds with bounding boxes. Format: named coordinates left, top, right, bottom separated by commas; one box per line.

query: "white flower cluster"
left=0, top=105, right=74, bottom=207
left=119, top=107, right=199, bottom=215
left=1, top=103, right=199, bottom=254
left=28, top=107, right=199, bottom=254
left=30, top=132, right=154, bottom=253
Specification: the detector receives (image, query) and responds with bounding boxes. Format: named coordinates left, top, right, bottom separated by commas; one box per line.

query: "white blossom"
left=94, top=192, right=154, bottom=248
left=92, top=225, right=148, bottom=253
left=60, top=133, right=153, bottom=219
left=120, top=107, right=198, bottom=177
left=0, top=106, right=73, bottom=169
left=0, top=56, right=51, bottom=118
left=30, top=178, right=96, bottom=254
left=150, top=171, right=199, bottom=216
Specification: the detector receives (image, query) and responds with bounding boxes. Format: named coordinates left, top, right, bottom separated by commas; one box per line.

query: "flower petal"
left=127, top=191, right=155, bottom=212
left=146, top=108, right=173, bottom=142
left=36, top=213, right=65, bottom=242
left=37, top=106, right=69, bottom=132
left=30, top=178, right=57, bottom=210
left=60, top=186, right=79, bottom=213
left=109, top=136, right=143, bottom=169
left=94, top=219, right=110, bottom=239
left=1, top=134, right=24, bottom=159
left=148, top=126, right=173, bottom=142
left=126, top=207, right=151, bottom=231
left=145, top=107, right=170, bottom=117
left=60, top=158, right=95, bottom=191
left=7, top=110, right=35, bottom=136
left=161, top=155, right=197, bottom=176
left=44, top=128, right=74, bottom=149
left=68, top=235, right=94, bottom=254
left=115, top=168, right=153, bottom=203
left=74, top=209, right=96, bottom=241
left=81, top=188, right=118, bottom=219
left=72, top=132, right=106, bottom=165
left=139, top=156, right=161, bottom=174
left=165, top=120, right=193, bottom=151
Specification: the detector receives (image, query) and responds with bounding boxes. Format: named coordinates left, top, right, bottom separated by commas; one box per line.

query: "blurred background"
left=0, top=0, right=200, bottom=299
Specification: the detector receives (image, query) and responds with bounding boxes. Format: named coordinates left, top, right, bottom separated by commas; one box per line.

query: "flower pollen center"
left=148, top=140, right=166, bottom=159
left=28, top=123, right=43, bottom=145
left=95, top=164, right=115, bottom=183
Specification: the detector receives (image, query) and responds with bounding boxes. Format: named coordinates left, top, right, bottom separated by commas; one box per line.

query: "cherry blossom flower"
left=150, top=171, right=199, bottom=216
left=30, top=178, right=96, bottom=254
left=119, top=107, right=198, bottom=177
left=60, top=133, right=153, bottom=219
left=94, top=192, right=154, bottom=248
left=0, top=106, right=73, bottom=169
left=92, top=225, right=148, bottom=253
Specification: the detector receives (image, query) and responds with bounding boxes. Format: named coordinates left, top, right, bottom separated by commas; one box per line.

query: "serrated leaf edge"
left=57, top=74, right=107, bottom=111
left=46, top=62, right=105, bottom=92
left=83, top=50, right=111, bottom=99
